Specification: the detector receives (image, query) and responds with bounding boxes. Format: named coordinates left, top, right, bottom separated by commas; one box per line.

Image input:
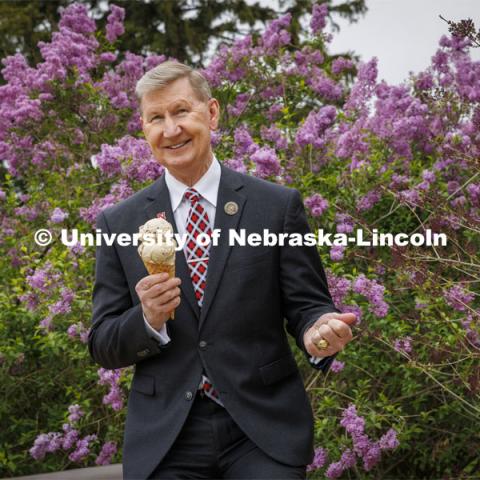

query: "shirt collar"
left=164, top=155, right=221, bottom=212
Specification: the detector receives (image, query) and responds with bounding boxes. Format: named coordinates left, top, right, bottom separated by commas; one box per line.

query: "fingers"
left=304, top=319, right=353, bottom=357
left=149, top=287, right=181, bottom=309
left=318, top=311, right=357, bottom=326
left=327, top=319, right=354, bottom=341
left=316, top=324, right=340, bottom=352
left=136, top=273, right=169, bottom=291
left=159, top=294, right=181, bottom=315
left=305, top=324, right=334, bottom=357
left=136, top=274, right=181, bottom=297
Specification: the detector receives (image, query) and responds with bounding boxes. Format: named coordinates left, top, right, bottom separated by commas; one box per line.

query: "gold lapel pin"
left=224, top=201, right=238, bottom=215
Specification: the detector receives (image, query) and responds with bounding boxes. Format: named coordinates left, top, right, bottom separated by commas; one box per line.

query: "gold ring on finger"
left=316, top=338, right=329, bottom=350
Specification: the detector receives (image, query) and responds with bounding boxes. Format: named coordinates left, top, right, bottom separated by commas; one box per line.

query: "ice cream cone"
left=142, top=260, right=176, bottom=319
left=138, top=217, right=178, bottom=320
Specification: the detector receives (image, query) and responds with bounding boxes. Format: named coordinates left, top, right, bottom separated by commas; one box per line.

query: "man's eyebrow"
left=146, top=100, right=192, bottom=116
left=169, top=99, right=192, bottom=108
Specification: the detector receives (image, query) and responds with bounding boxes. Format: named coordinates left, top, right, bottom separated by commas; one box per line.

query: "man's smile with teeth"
left=166, top=140, right=190, bottom=150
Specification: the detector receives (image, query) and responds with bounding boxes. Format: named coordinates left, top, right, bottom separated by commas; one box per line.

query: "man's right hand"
left=135, top=273, right=181, bottom=330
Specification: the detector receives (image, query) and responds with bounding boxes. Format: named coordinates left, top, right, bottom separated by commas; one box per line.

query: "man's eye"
left=151, top=115, right=163, bottom=122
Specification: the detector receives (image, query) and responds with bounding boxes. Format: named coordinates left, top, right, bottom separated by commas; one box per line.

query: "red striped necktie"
left=183, top=188, right=224, bottom=407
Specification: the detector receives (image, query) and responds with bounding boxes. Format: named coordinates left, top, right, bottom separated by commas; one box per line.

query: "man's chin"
left=162, top=155, right=196, bottom=173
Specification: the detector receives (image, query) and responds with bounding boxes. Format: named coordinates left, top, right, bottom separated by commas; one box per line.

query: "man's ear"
left=208, top=98, right=220, bottom=130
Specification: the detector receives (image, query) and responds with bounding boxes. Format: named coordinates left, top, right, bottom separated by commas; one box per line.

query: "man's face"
left=141, top=77, right=219, bottom=176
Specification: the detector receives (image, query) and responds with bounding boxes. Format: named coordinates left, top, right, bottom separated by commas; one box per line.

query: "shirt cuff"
left=309, top=355, right=326, bottom=365
left=143, top=314, right=171, bottom=345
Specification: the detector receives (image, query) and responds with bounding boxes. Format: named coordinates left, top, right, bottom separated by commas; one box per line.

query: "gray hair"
left=135, top=61, right=212, bottom=106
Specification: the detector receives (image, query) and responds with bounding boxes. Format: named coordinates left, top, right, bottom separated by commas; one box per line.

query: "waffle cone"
left=143, top=260, right=176, bottom=319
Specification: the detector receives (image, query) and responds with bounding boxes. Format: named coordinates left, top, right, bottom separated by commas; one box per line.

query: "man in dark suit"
left=89, top=61, right=355, bottom=479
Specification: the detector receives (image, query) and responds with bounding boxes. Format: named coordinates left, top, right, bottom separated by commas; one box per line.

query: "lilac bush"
left=0, top=2, right=478, bottom=477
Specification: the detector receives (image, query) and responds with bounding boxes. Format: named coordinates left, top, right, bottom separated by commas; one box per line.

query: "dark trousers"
left=148, top=391, right=307, bottom=479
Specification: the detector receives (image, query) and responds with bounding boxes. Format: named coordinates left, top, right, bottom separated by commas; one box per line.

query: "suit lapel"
left=144, top=175, right=200, bottom=319
left=199, top=165, right=246, bottom=331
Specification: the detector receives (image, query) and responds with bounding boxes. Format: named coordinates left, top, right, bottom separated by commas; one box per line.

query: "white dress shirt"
left=142, top=156, right=324, bottom=362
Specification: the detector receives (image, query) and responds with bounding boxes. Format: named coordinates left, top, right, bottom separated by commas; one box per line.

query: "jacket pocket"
left=131, top=373, right=155, bottom=395
left=259, top=354, right=299, bottom=386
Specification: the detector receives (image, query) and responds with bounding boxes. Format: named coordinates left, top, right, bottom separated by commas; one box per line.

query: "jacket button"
left=137, top=348, right=150, bottom=357
left=199, top=340, right=207, bottom=349
left=185, top=391, right=193, bottom=401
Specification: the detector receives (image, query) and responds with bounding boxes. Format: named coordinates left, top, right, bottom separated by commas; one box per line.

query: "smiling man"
left=89, top=61, right=355, bottom=480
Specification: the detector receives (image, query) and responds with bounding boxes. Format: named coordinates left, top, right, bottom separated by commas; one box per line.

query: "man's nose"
left=163, top=115, right=181, bottom=138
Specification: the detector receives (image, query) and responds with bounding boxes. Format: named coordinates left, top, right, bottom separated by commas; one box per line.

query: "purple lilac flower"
left=461, top=313, right=480, bottom=347
left=98, top=368, right=124, bottom=411
left=326, top=271, right=352, bottom=307
left=340, top=404, right=365, bottom=436
left=105, top=5, right=125, bottom=43
left=338, top=404, right=400, bottom=473
left=308, top=69, right=343, bottom=101
left=296, top=106, right=336, bottom=148
left=444, top=284, right=475, bottom=311
left=99, top=52, right=117, bottom=63
left=30, top=432, right=63, bottom=460
left=68, top=242, right=85, bottom=256
left=95, top=441, right=117, bottom=466
left=67, top=322, right=89, bottom=343
left=14, top=205, right=38, bottom=221
left=259, top=84, right=283, bottom=100
left=379, top=428, right=400, bottom=450
left=466, top=183, right=479, bottom=206
left=306, top=447, right=328, bottom=472
left=353, top=274, right=389, bottom=318
left=26, top=266, right=51, bottom=293
left=49, top=288, right=75, bottom=316
left=210, top=130, right=223, bottom=147
left=330, top=359, right=345, bottom=373
left=260, top=125, right=288, bottom=150
left=62, top=424, right=79, bottom=450
left=266, top=103, right=283, bottom=121
left=96, top=52, right=145, bottom=110
left=330, top=244, right=345, bottom=262
left=50, top=207, right=68, bottom=223
left=357, top=190, right=381, bottom=211
left=325, top=461, right=343, bottom=478
left=335, top=213, right=354, bottom=233
left=227, top=93, right=250, bottom=117
left=19, top=292, right=39, bottom=311
left=251, top=146, right=281, bottom=179
left=223, top=157, right=247, bottom=174
left=363, top=442, right=382, bottom=471
left=80, top=185, right=131, bottom=225
left=422, top=169, right=436, bottom=183
left=234, top=125, right=258, bottom=157
left=344, top=58, right=378, bottom=114
left=260, top=14, right=291, bottom=55
left=393, top=336, right=412, bottom=354
left=68, top=404, right=84, bottom=423
left=310, top=3, right=328, bottom=34
left=40, top=314, right=54, bottom=331
left=304, top=193, right=329, bottom=217
left=332, top=57, right=354, bottom=75
left=340, top=448, right=356, bottom=468
left=69, top=434, right=97, bottom=462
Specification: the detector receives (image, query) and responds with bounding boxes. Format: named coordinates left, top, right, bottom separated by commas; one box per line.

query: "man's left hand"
left=303, top=312, right=356, bottom=357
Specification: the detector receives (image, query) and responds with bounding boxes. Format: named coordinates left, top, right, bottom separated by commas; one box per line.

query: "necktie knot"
left=184, top=188, right=201, bottom=204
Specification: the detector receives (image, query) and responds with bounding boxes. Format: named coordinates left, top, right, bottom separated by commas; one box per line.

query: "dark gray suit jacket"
left=89, top=165, right=339, bottom=479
